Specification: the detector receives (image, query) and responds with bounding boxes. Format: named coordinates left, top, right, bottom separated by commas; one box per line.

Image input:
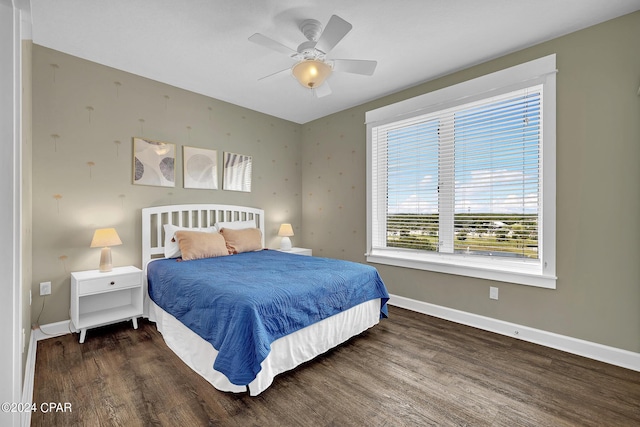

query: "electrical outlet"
left=40, top=281, right=52, bottom=296
left=489, top=286, right=499, bottom=300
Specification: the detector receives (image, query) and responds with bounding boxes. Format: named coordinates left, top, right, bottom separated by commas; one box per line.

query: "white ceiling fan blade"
left=315, top=15, right=352, bottom=54
left=258, top=67, right=292, bottom=81
left=314, top=81, right=332, bottom=98
left=332, top=59, right=377, bottom=76
left=249, top=33, right=297, bottom=56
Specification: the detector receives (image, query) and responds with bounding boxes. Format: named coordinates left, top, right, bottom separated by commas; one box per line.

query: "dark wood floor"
left=33, top=306, right=640, bottom=426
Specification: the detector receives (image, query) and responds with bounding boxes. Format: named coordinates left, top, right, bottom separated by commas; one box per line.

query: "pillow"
left=174, top=230, right=228, bottom=261
left=163, top=224, right=216, bottom=258
left=163, top=224, right=191, bottom=258
left=220, top=228, right=263, bottom=254
left=214, top=219, right=256, bottom=232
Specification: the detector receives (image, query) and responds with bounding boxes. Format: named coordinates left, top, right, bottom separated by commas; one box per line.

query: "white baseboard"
left=33, top=320, right=74, bottom=341
left=20, top=332, right=37, bottom=427
left=389, top=294, right=640, bottom=372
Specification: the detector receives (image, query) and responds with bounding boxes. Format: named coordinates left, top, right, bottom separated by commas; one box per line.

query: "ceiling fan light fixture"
left=292, top=59, right=332, bottom=89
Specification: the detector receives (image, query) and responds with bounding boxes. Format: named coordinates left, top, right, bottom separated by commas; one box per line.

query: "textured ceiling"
left=29, top=0, right=640, bottom=124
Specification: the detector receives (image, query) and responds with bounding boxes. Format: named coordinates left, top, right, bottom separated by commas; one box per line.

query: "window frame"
left=366, top=55, right=557, bottom=289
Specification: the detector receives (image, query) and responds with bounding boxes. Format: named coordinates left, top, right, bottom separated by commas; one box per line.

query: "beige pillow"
left=174, top=230, right=229, bottom=260
left=163, top=224, right=215, bottom=258
left=220, top=228, right=263, bottom=254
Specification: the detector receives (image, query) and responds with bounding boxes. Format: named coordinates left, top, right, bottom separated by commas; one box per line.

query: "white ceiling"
left=29, top=0, right=640, bottom=124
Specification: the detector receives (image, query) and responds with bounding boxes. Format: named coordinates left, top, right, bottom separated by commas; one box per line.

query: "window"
left=366, top=55, right=557, bottom=288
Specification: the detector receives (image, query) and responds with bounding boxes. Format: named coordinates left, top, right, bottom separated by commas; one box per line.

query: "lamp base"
left=280, top=236, right=292, bottom=251
left=99, top=247, right=113, bottom=272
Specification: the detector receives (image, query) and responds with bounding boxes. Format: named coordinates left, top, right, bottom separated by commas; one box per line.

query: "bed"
left=142, top=204, right=389, bottom=395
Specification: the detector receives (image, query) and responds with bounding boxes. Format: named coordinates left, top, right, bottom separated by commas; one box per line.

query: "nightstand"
left=277, top=247, right=312, bottom=256
left=70, top=266, right=143, bottom=343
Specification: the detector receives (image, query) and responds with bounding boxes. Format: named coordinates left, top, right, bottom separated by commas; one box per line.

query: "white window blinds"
left=372, top=86, right=541, bottom=259
left=451, top=87, right=542, bottom=258
left=366, top=54, right=556, bottom=288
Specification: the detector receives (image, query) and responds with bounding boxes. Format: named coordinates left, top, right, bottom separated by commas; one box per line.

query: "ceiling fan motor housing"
left=297, top=40, right=320, bottom=59
left=297, top=19, right=324, bottom=59
left=300, top=19, right=322, bottom=42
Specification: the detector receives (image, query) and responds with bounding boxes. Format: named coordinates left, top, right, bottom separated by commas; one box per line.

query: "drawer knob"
left=110, top=281, right=115, bottom=285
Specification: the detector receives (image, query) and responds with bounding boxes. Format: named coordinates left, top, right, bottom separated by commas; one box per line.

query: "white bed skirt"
left=147, top=298, right=382, bottom=396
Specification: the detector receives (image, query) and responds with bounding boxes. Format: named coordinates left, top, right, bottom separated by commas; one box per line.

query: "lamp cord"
left=34, top=295, right=73, bottom=336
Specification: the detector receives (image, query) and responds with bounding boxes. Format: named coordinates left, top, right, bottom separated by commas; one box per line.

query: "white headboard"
left=142, top=204, right=265, bottom=265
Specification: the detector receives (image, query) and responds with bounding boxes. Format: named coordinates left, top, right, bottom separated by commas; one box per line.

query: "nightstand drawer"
left=78, top=273, right=141, bottom=296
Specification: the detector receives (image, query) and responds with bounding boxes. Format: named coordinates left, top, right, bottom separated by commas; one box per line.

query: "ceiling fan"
left=249, top=15, right=377, bottom=97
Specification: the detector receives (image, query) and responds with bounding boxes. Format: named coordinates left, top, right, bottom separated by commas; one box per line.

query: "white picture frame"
left=183, top=146, right=218, bottom=189
left=223, top=152, right=252, bottom=192
left=133, top=137, right=176, bottom=187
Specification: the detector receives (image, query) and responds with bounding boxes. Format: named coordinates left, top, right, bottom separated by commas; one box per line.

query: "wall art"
left=183, top=146, right=218, bottom=189
left=223, top=152, right=252, bottom=192
left=133, top=137, right=176, bottom=187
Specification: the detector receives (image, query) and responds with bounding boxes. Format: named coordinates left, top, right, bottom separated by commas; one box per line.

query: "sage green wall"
left=302, top=12, right=640, bottom=353
left=32, top=45, right=302, bottom=325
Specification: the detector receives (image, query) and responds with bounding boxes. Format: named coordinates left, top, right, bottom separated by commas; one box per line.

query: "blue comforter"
left=147, top=250, right=389, bottom=386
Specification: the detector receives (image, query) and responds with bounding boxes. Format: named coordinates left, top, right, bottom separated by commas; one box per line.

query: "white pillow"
left=214, top=219, right=256, bottom=232
left=163, top=224, right=216, bottom=258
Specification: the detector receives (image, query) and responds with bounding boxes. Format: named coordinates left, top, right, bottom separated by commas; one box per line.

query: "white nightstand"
left=277, top=247, right=312, bottom=256
left=70, top=266, right=143, bottom=343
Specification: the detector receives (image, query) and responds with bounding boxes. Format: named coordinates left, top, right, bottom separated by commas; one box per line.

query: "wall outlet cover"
left=40, top=281, right=51, bottom=296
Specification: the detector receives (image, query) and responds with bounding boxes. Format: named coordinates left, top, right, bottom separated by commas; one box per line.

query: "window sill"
left=366, top=250, right=556, bottom=289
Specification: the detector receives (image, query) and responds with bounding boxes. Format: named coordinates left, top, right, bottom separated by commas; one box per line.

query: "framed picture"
left=183, top=146, right=218, bottom=189
left=223, top=152, right=252, bottom=192
left=133, top=137, right=176, bottom=187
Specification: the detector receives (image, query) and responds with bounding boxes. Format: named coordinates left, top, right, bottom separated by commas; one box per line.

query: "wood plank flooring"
left=32, top=306, right=640, bottom=426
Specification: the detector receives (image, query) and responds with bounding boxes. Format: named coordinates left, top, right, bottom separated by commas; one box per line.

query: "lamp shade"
left=292, top=60, right=332, bottom=89
left=90, top=228, right=122, bottom=248
left=278, top=224, right=294, bottom=237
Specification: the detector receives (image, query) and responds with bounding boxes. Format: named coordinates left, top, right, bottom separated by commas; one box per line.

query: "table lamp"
left=90, top=228, right=122, bottom=272
left=278, top=223, right=294, bottom=251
